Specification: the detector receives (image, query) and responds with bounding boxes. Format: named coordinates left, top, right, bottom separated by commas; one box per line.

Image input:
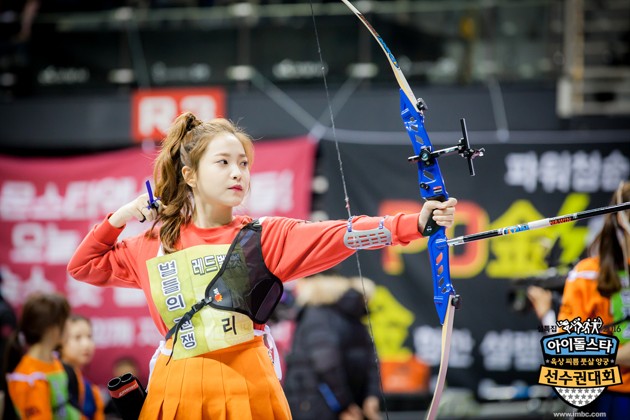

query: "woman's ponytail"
left=152, top=112, right=199, bottom=253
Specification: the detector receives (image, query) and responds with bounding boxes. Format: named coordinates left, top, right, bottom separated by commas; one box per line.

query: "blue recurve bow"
left=339, top=1, right=484, bottom=418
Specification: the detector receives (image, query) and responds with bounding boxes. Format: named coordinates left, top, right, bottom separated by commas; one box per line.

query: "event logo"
left=538, top=317, right=622, bottom=407
left=131, top=87, right=226, bottom=141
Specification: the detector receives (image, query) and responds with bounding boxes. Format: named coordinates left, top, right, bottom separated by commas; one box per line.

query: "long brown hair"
left=152, top=112, right=254, bottom=254
left=591, top=181, right=630, bottom=297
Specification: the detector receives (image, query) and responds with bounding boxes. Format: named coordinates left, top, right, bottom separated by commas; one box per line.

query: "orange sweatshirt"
left=558, top=256, right=630, bottom=393
left=67, top=214, right=422, bottom=337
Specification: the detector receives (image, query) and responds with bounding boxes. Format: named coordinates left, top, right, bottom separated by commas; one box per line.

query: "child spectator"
left=4, top=292, right=80, bottom=419
left=60, top=314, right=105, bottom=420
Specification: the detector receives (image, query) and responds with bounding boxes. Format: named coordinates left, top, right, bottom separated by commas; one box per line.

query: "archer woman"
left=67, top=112, right=457, bottom=419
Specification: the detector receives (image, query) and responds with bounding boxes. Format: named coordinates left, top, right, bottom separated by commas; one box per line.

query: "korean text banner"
left=317, top=139, right=629, bottom=396
left=0, top=136, right=315, bottom=388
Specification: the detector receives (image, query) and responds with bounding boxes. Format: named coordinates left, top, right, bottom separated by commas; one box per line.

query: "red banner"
left=0, top=136, right=315, bottom=388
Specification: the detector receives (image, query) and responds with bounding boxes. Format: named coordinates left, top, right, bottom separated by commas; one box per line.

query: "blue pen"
left=145, top=180, right=159, bottom=210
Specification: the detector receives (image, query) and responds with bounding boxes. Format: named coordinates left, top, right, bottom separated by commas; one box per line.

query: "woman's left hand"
left=418, top=197, right=458, bottom=232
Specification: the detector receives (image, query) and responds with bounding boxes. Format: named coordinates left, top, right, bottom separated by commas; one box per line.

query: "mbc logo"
left=131, top=88, right=226, bottom=142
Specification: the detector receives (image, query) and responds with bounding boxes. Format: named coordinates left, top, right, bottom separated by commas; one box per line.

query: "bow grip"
left=422, top=196, right=446, bottom=236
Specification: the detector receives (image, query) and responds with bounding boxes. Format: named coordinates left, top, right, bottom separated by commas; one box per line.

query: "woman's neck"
left=193, top=203, right=234, bottom=228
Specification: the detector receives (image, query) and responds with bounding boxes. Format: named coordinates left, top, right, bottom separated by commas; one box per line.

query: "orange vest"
left=7, top=354, right=81, bottom=419
left=558, top=257, right=630, bottom=393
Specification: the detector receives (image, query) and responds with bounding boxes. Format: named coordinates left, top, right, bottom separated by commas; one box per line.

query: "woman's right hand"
left=108, top=193, right=160, bottom=228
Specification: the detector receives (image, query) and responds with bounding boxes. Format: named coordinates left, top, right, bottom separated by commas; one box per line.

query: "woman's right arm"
left=67, top=217, right=142, bottom=288
left=67, top=194, right=157, bottom=288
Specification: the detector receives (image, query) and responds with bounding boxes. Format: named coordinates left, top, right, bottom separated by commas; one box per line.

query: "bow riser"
left=401, top=92, right=449, bottom=202
left=401, top=90, right=454, bottom=325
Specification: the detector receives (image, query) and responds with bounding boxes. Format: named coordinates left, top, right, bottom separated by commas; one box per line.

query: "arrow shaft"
left=447, top=202, right=630, bottom=247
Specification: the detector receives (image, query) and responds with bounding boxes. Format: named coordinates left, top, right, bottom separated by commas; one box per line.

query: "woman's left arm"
left=260, top=197, right=455, bottom=281
left=260, top=213, right=422, bottom=281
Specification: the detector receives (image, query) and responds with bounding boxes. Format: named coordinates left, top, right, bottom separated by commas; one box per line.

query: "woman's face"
left=185, top=133, right=251, bottom=210
left=62, top=319, right=95, bottom=368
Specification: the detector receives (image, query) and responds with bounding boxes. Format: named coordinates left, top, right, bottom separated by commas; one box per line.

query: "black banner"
left=317, top=137, right=630, bottom=397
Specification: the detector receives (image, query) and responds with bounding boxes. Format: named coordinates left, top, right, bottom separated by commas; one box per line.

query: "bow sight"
left=408, top=117, right=485, bottom=178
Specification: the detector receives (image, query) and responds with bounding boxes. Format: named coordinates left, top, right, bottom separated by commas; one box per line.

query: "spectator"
left=284, top=272, right=381, bottom=420
left=4, top=292, right=80, bottom=418
left=528, top=181, right=630, bottom=416
left=0, top=273, right=17, bottom=420
left=60, top=314, right=106, bottom=420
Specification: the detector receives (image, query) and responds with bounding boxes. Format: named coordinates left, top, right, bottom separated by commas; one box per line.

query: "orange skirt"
left=140, top=337, right=292, bottom=420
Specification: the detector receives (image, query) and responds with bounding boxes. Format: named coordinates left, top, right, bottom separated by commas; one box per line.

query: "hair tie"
left=185, top=115, right=196, bottom=133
